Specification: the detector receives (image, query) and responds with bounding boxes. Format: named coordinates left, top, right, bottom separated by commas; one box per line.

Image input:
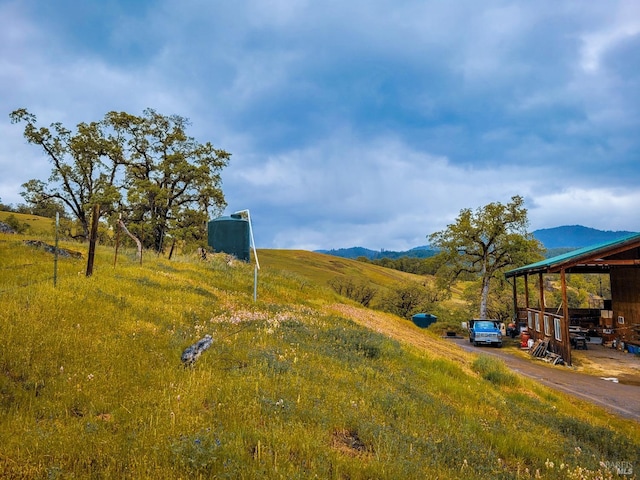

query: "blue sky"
left=1, top=0, right=639, bottom=250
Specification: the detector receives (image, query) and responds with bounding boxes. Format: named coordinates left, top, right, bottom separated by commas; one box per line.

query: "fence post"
left=86, top=204, right=100, bottom=277
left=53, top=212, right=59, bottom=287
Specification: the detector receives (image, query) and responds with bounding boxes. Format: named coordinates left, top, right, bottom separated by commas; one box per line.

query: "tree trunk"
left=480, top=257, right=490, bottom=319
left=118, top=219, right=143, bottom=260
left=480, top=275, right=490, bottom=320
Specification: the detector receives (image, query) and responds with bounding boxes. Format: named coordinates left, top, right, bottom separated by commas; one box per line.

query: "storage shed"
left=505, top=232, right=640, bottom=365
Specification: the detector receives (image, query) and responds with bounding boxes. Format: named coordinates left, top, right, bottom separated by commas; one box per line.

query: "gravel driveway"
left=450, top=338, right=640, bottom=422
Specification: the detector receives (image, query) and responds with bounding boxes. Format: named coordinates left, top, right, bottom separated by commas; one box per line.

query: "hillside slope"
left=1, top=233, right=638, bottom=479
left=258, top=248, right=425, bottom=288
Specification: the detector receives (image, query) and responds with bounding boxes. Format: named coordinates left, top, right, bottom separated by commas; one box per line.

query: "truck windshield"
left=475, top=321, right=496, bottom=329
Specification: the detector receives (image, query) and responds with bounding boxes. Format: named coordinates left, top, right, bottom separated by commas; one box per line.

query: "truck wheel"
left=497, top=343, right=502, bottom=348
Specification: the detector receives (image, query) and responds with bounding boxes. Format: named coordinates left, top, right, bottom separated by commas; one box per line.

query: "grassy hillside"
left=258, top=248, right=424, bottom=288
left=0, top=211, right=55, bottom=236
left=1, top=231, right=638, bottom=479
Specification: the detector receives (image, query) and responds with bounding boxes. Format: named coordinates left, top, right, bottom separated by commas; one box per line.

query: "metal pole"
left=254, top=265, right=258, bottom=302
left=234, top=209, right=260, bottom=301
left=235, top=209, right=260, bottom=269
left=53, top=212, right=59, bottom=287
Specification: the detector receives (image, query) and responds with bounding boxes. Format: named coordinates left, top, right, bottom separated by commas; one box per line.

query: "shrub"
left=472, top=355, right=520, bottom=387
left=328, top=276, right=378, bottom=307
left=4, top=214, right=29, bottom=234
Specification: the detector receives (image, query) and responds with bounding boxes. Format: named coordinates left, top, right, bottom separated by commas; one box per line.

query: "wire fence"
left=0, top=250, right=82, bottom=293
left=0, top=236, right=144, bottom=294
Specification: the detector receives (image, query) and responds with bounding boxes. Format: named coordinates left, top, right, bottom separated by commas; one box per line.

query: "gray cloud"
left=1, top=0, right=638, bottom=249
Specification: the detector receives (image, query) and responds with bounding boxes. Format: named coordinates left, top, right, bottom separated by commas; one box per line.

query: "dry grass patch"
left=331, top=429, right=370, bottom=457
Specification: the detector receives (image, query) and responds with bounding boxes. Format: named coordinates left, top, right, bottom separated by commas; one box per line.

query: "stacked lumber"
left=529, top=340, right=548, bottom=357
left=528, top=340, right=564, bottom=365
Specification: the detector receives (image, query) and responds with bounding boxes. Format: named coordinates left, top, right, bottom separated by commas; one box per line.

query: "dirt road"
left=451, top=338, right=640, bottom=422
left=326, top=304, right=640, bottom=423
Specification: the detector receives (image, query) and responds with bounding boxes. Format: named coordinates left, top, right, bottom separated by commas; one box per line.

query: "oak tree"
left=428, top=195, right=543, bottom=319
left=11, top=109, right=123, bottom=239
left=104, top=109, right=230, bottom=252
left=11, top=108, right=230, bottom=251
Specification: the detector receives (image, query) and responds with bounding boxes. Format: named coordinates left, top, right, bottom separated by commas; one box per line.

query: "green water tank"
left=207, top=214, right=250, bottom=262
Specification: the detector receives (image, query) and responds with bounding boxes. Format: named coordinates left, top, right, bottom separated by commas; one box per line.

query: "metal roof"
left=505, top=231, right=640, bottom=278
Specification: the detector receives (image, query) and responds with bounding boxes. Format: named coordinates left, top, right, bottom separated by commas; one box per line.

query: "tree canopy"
left=10, top=108, right=230, bottom=251
left=428, top=195, right=544, bottom=320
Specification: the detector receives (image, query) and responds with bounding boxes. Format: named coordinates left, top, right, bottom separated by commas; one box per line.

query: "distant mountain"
left=317, top=226, right=638, bottom=261
left=532, top=225, right=637, bottom=249
left=316, top=246, right=436, bottom=260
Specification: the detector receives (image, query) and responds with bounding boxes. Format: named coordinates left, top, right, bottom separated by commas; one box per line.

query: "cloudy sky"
left=1, top=0, right=639, bottom=250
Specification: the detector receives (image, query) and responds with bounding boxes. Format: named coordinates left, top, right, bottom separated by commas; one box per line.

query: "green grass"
left=258, top=248, right=425, bottom=292
left=0, top=211, right=55, bottom=236
left=1, top=230, right=639, bottom=479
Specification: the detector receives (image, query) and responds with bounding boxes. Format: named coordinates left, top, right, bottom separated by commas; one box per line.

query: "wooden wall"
left=610, top=266, right=640, bottom=342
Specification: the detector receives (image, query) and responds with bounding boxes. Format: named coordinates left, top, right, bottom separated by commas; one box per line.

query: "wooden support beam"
left=538, top=272, right=545, bottom=312
left=561, top=268, right=571, bottom=365
left=587, top=259, right=640, bottom=266
left=511, top=277, right=518, bottom=322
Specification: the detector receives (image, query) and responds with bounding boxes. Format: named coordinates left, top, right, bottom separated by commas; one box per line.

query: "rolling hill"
left=1, top=224, right=639, bottom=477
left=315, top=246, right=436, bottom=260
left=532, top=225, right=637, bottom=249
left=257, top=248, right=425, bottom=288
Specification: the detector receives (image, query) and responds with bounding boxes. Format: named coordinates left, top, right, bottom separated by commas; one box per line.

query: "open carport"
left=505, top=232, right=640, bottom=366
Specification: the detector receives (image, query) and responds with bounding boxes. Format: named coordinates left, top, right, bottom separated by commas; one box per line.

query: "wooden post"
left=538, top=272, right=545, bottom=312
left=537, top=272, right=545, bottom=341
left=561, top=268, right=572, bottom=365
left=86, top=204, right=100, bottom=277
left=510, top=276, right=518, bottom=322
left=168, top=238, right=176, bottom=260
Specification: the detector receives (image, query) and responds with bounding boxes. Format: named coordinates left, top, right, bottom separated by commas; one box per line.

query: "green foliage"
left=10, top=108, right=230, bottom=250
left=366, top=256, right=439, bottom=275
left=0, top=211, right=55, bottom=237
left=2, top=214, right=29, bottom=234
left=328, top=276, right=378, bottom=306
left=379, top=281, right=443, bottom=319
left=428, top=305, right=472, bottom=335
left=14, top=196, right=67, bottom=219
left=462, top=275, right=515, bottom=322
